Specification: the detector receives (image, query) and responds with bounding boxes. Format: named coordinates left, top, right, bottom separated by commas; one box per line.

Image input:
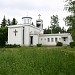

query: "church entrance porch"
left=30, top=36, right=33, bottom=45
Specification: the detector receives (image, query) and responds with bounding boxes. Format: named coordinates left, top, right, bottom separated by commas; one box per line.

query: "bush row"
left=36, top=42, right=75, bottom=48
left=7, top=42, right=75, bottom=48
left=5, top=44, right=21, bottom=48
left=0, top=42, right=74, bottom=48
left=36, top=42, right=63, bottom=47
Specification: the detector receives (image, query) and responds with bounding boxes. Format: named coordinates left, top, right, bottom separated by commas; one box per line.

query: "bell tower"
left=36, top=14, right=43, bottom=29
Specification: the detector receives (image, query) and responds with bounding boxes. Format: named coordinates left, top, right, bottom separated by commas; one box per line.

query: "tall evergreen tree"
left=7, top=19, right=11, bottom=26
left=1, top=16, right=7, bottom=27
left=11, top=18, right=18, bottom=25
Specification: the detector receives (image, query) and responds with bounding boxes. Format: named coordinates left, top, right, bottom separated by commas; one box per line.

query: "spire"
left=38, top=14, right=41, bottom=19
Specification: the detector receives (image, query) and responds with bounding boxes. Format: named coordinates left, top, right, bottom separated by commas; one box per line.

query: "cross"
left=13, top=29, right=18, bottom=36
left=38, top=14, right=41, bottom=19
left=27, top=12, right=28, bottom=17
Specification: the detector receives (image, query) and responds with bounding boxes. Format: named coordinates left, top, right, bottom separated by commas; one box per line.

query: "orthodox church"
left=8, top=14, right=73, bottom=46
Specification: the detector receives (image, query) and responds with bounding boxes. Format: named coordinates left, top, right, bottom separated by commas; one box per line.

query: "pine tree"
left=11, top=18, right=18, bottom=25
left=7, top=19, right=11, bottom=26
left=1, top=16, right=7, bottom=27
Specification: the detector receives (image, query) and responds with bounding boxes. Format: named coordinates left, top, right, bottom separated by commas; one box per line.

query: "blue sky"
left=0, top=0, right=70, bottom=29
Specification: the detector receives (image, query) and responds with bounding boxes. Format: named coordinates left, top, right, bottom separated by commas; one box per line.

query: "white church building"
left=8, top=15, right=73, bottom=46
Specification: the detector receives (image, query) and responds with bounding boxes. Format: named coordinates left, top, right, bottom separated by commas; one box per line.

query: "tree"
left=11, top=18, right=18, bottom=25
left=50, top=15, right=62, bottom=33
left=61, top=27, right=66, bottom=33
left=7, top=19, right=11, bottom=26
left=44, top=27, right=51, bottom=34
left=1, top=16, right=7, bottom=27
left=67, top=27, right=72, bottom=33
left=65, top=0, right=75, bottom=14
left=55, top=26, right=62, bottom=33
left=65, top=0, right=75, bottom=41
left=0, top=27, right=8, bottom=47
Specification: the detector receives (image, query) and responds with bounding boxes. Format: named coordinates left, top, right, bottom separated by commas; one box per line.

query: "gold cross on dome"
left=13, top=29, right=18, bottom=36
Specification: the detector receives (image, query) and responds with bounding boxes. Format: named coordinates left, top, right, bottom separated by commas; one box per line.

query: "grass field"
left=0, top=46, right=75, bottom=75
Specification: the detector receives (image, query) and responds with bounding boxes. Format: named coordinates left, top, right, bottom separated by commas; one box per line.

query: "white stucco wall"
left=29, top=25, right=43, bottom=35
left=39, top=33, right=72, bottom=46
left=8, top=26, right=23, bottom=45
left=24, top=26, right=30, bottom=46
left=28, top=25, right=43, bottom=46
left=39, top=35, right=61, bottom=46
left=32, top=35, right=38, bottom=45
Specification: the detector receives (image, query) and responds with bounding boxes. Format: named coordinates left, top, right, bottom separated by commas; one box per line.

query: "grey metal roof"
left=22, top=17, right=32, bottom=19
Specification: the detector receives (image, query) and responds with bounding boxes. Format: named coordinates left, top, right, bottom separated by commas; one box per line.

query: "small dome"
left=22, top=17, right=32, bottom=19
left=36, top=19, right=43, bottom=21
left=22, top=17, right=32, bottom=24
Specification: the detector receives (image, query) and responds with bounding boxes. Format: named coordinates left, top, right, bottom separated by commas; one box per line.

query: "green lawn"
left=0, top=46, right=75, bottom=75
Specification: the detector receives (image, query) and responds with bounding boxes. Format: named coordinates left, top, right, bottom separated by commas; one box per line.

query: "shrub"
left=5, top=44, right=21, bottom=48
left=70, top=42, right=75, bottom=48
left=37, top=44, right=42, bottom=47
left=56, top=42, right=63, bottom=46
